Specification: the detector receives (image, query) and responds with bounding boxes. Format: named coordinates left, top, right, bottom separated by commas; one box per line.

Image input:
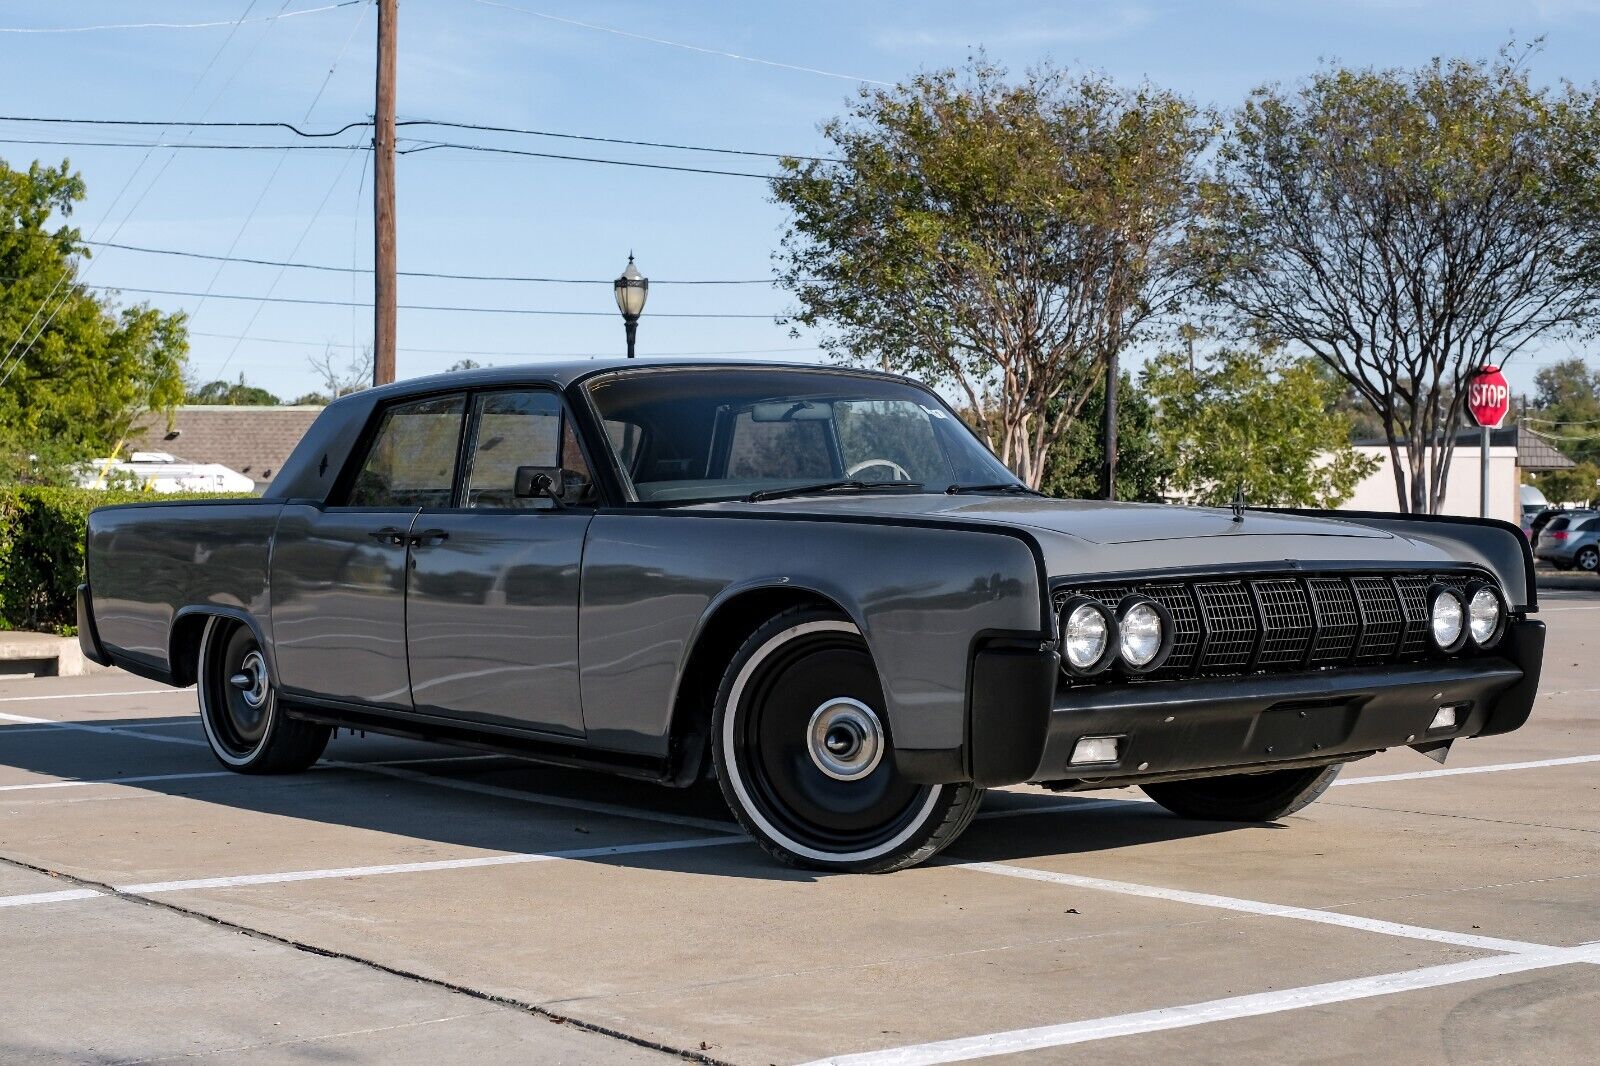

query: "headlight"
left=1116, top=596, right=1173, bottom=673
left=1466, top=584, right=1504, bottom=649
left=1058, top=597, right=1116, bottom=676
left=1428, top=586, right=1468, bottom=654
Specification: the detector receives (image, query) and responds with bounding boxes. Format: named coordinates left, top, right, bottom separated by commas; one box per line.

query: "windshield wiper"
left=747, top=479, right=924, bottom=503
left=945, top=482, right=1043, bottom=496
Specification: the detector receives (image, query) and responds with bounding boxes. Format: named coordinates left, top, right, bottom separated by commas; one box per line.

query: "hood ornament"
left=1230, top=486, right=1247, bottom=523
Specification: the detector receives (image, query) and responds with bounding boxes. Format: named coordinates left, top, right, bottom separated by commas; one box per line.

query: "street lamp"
left=613, top=254, right=648, bottom=359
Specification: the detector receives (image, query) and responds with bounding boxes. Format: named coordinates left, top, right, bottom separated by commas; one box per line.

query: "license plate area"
left=1249, top=699, right=1358, bottom=758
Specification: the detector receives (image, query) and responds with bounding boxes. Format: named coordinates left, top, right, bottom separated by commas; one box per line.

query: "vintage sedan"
left=78, top=360, right=1545, bottom=872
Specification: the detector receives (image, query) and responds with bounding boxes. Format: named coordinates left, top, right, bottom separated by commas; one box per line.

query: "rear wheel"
left=712, top=607, right=982, bottom=873
left=1141, top=763, right=1342, bottom=822
left=1577, top=547, right=1599, bottom=573
left=198, top=618, right=329, bottom=774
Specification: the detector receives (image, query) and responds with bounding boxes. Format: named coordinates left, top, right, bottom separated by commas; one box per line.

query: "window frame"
left=330, top=382, right=607, bottom=512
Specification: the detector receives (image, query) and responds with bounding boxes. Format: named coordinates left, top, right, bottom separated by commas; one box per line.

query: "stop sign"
left=1466, top=365, right=1511, bottom=429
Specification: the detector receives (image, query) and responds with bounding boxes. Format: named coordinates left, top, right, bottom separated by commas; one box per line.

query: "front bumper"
left=949, top=619, right=1543, bottom=788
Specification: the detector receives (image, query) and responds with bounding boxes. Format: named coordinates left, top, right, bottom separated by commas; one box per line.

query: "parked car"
left=1533, top=512, right=1600, bottom=573
left=77, top=361, right=1546, bottom=872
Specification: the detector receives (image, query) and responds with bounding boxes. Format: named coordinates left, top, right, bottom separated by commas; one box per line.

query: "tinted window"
left=346, top=395, right=465, bottom=508
left=726, top=412, right=834, bottom=479
left=463, top=390, right=594, bottom=509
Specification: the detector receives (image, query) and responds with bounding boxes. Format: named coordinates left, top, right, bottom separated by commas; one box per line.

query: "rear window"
left=1545, top=517, right=1571, bottom=532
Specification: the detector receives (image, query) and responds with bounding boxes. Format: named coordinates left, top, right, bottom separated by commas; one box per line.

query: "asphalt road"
left=1, top=583, right=1596, bottom=1064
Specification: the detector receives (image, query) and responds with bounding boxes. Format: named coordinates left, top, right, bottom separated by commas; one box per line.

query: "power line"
left=57, top=280, right=781, bottom=318
left=395, top=139, right=777, bottom=179
left=467, top=0, right=891, bottom=86
left=1, top=115, right=835, bottom=161
left=78, top=238, right=784, bottom=284
left=0, top=136, right=364, bottom=152
left=0, top=1, right=362, bottom=34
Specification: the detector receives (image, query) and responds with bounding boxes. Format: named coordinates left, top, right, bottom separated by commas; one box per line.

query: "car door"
left=403, top=388, right=591, bottom=736
left=270, top=393, right=466, bottom=710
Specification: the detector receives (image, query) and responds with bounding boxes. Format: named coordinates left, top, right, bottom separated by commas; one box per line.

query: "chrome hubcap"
left=807, top=697, right=884, bottom=781
left=230, top=650, right=269, bottom=709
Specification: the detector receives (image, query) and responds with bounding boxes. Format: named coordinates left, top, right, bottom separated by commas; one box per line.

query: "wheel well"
left=667, top=586, right=847, bottom=784
left=168, top=612, right=234, bottom=689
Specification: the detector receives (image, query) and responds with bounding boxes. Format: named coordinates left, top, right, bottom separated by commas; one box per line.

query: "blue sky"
left=3, top=0, right=1598, bottom=400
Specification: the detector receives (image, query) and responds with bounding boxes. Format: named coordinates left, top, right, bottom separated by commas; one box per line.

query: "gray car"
left=1534, top=512, right=1600, bottom=573
left=77, top=361, right=1545, bottom=872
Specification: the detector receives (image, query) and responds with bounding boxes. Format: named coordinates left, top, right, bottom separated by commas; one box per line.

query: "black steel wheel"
left=198, top=618, right=329, bottom=774
left=1141, top=763, right=1342, bottom=822
left=712, top=607, right=982, bottom=873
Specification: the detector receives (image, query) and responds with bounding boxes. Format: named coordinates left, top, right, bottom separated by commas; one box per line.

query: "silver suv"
left=1535, top=512, right=1600, bottom=573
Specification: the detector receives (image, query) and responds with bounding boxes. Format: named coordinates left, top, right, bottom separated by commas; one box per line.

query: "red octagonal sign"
left=1466, top=365, right=1511, bottom=429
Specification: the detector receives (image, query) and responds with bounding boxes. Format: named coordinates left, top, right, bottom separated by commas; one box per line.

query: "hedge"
left=0, top=487, right=229, bottom=635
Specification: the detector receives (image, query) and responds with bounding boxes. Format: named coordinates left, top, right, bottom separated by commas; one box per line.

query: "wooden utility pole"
left=1101, top=352, right=1119, bottom=500
left=373, top=0, right=398, bottom=386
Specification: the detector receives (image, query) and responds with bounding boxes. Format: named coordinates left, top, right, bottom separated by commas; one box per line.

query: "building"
left=1339, top=425, right=1575, bottom=524
left=125, top=405, right=324, bottom=494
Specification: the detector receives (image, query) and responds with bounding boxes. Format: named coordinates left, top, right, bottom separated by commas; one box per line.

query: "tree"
left=1522, top=357, right=1600, bottom=466
left=1144, top=347, right=1378, bottom=507
left=305, top=345, right=372, bottom=404
left=1533, top=461, right=1599, bottom=508
left=1038, top=371, right=1170, bottom=501
left=773, top=58, right=1211, bottom=488
left=446, top=358, right=483, bottom=372
left=187, top=373, right=281, bottom=406
left=1, top=156, right=188, bottom=480
left=1199, top=48, right=1600, bottom=512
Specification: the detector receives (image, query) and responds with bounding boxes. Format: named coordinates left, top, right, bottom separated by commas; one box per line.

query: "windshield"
left=584, top=368, right=1019, bottom=504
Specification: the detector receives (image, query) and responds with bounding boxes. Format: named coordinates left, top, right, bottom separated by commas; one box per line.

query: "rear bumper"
left=928, top=619, right=1545, bottom=788
left=75, top=584, right=113, bottom=667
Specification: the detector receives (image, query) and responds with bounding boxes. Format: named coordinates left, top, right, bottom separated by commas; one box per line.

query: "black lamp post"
left=613, top=254, right=648, bottom=358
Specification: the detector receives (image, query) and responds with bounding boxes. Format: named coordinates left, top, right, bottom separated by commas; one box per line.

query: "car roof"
left=353, top=358, right=909, bottom=401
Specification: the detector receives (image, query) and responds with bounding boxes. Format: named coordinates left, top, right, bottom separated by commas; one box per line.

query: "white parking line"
left=0, top=711, right=207, bottom=747
left=804, top=943, right=1600, bottom=1065
left=0, top=688, right=181, bottom=703
left=956, top=862, right=1543, bottom=953
left=0, top=754, right=504, bottom=794
left=1336, top=753, right=1600, bottom=786
left=0, top=835, right=744, bottom=909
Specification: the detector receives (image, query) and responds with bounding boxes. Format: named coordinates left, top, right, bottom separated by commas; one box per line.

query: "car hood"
left=690, top=493, right=1456, bottom=576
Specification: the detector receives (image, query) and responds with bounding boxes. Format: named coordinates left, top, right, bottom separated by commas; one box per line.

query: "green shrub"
left=0, top=487, right=228, bottom=634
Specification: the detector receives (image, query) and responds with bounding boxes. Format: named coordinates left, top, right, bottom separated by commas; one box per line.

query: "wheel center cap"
left=807, top=698, right=885, bottom=781
left=230, top=650, right=269, bottom=710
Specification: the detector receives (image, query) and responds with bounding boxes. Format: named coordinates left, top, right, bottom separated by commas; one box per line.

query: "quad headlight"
left=1427, top=585, right=1468, bottom=654
left=1115, top=596, right=1173, bottom=673
left=1466, top=583, right=1505, bottom=650
left=1058, top=597, right=1116, bottom=676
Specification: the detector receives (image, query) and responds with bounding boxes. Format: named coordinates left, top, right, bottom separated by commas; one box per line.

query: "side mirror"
left=514, top=466, right=566, bottom=504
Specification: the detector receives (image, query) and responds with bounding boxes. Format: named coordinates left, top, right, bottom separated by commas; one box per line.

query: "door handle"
left=368, top=527, right=406, bottom=546
left=410, top=528, right=450, bottom=547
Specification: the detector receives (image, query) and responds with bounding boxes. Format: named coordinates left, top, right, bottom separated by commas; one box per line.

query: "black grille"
left=1052, top=568, right=1497, bottom=684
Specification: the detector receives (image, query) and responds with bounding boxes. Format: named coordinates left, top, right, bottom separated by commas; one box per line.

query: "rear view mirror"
left=514, top=466, right=565, bottom=500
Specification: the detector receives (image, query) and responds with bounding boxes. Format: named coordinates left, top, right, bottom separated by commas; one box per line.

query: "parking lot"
left=0, top=584, right=1595, bottom=1064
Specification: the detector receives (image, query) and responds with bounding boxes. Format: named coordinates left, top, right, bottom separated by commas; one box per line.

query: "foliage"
left=1038, top=371, right=1170, bottom=501
left=0, top=156, right=189, bottom=476
left=1198, top=47, right=1600, bottom=512
left=1144, top=347, right=1378, bottom=507
left=1532, top=461, right=1600, bottom=508
left=0, top=487, right=224, bottom=633
left=187, top=373, right=281, bottom=406
left=773, top=57, right=1211, bottom=488
left=1521, top=357, right=1600, bottom=466
left=446, top=358, right=484, bottom=372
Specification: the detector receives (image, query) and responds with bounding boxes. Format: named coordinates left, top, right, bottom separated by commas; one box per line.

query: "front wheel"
left=1141, top=763, right=1342, bottom=822
left=712, top=608, right=983, bottom=873
left=198, top=618, right=330, bottom=774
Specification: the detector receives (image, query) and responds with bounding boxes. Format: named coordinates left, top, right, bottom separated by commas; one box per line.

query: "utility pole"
left=373, top=0, right=398, bottom=386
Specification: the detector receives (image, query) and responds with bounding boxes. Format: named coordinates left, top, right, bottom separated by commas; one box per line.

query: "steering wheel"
left=847, top=458, right=913, bottom=482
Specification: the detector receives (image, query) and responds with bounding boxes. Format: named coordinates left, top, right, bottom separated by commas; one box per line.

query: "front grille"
left=1052, top=568, right=1497, bottom=683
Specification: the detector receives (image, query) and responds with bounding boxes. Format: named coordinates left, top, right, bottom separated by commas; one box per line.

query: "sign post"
left=1465, top=365, right=1511, bottom=519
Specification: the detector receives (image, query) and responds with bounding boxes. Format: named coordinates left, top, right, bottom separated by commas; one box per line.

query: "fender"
left=1272, top=509, right=1536, bottom=612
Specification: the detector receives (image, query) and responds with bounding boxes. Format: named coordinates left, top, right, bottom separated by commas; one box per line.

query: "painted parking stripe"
left=0, top=887, right=104, bottom=908
left=804, top=943, right=1600, bottom=1065
left=0, top=835, right=745, bottom=909
left=0, top=711, right=207, bottom=747
left=957, top=861, right=1543, bottom=953
left=0, top=688, right=181, bottom=703
left=0, top=753, right=504, bottom=794
left=1337, top=753, right=1600, bottom=786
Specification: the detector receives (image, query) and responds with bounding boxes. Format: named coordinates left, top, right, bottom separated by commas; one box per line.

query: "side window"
left=725, top=412, right=834, bottom=479
left=462, top=390, right=596, bottom=509
left=346, top=394, right=465, bottom=508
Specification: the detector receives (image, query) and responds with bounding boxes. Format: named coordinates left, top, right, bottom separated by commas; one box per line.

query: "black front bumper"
left=956, top=619, right=1544, bottom=788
